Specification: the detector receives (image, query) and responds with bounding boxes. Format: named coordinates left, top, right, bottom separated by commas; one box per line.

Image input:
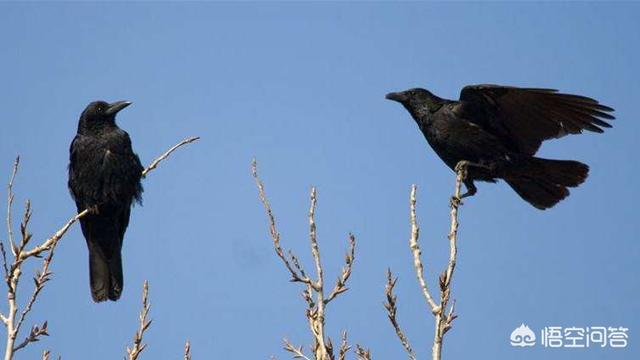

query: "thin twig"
left=383, top=269, right=416, bottom=360
left=6, top=157, right=19, bottom=257
left=12, top=322, right=48, bottom=353
left=429, top=162, right=466, bottom=359
left=142, top=136, right=200, bottom=176
left=0, top=242, right=8, bottom=286
left=387, top=161, right=466, bottom=360
left=354, top=345, right=371, bottom=360
left=325, top=234, right=355, bottom=305
left=183, top=340, right=191, bottom=360
left=409, top=185, right=438, bottom=314
left=337, top=331, right=350, bottom=360
left=15, top=249, right=54, bottom=343
left=251, top=160, right=315, bottom=288
left=126, top=281, right=152, bottom=360
left=18, top=209, right=89, bottom=261
left=283, top=339, right=312, bottom=360
left=307, top=187, right=328, bottom=360
left=253, top=160, right=360, bottom=360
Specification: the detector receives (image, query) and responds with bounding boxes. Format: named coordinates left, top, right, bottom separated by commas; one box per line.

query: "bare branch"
left=385, top=161, right=467, bottom=360
left=15, top=249, right=54, bottom=341
left=325, top=234, right=355, bottom=305
left=354, top=345, right=371, bottom=360
left=0, top=242, right=8, bottom=287
left=12, top=321, right=48, bottom=353
left=253, top=160, right=362, bottom=360
left=308, top=188, right=322, bottom=291
left=142, top=136, right=200, bottom=176
left=251, top=159, right=313, bottom=285
left=16, top=201, right=33, bottom=256
left=183, top=340, right=191, bottom=360
left=306, top=187, right=329, bottom=360
left=429, top=161, right=466, bottom=353
left=408, top=185, right=439, bottom=313
left=337, top=331, right=350, bottom=360
left=383, top=269, right=415, bottom=360
left=126, top=281, right=152, bottom=360
left=18, top=209, right=89, bottom=261
left=289, top=250, right=310, bottom=281
left=6, top=157, right=19, bottom=257
left=283, top=339, right=312, bottom=360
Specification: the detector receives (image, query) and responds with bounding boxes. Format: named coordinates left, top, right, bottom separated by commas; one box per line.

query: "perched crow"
left=386, top=85, right=614, bottom=209
left=68, top=101, right=143, bottom=302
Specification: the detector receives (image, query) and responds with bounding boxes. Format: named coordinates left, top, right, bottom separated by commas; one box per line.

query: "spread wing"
left=457, top=84, right=615, bottom=154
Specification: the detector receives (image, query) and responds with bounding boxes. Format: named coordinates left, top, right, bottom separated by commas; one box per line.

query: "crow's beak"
left=385, top=92, right=404, bottom=103
left=105, top=101, right=132, bottom=116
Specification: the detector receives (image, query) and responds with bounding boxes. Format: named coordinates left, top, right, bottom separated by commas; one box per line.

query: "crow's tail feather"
left=89, top=245, right=123, bottom=302
left=505, top=157, right=589, bottom=210
left=108, top=251, right=123, bottom=301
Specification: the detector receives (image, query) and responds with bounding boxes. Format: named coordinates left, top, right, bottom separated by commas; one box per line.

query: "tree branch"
left=126, top=281, right=152, bottom=360
left=354, top=345, right=371, bottom=360
left=142, top=136, right=200, bottom=177
left=6, top=157, right=19, bottom=258
left=252, top=160, right=361, bottom=360
left=408, top=185, right=439, bottom=313
left=383, top=269, right=415, bottom=360
left=183, top=340, right=192, bottom=360
left=325, top=235, right=355, bottom=305
left=385, top=161, right=467, bottom=360
left=252, top=159, right=315, bottom=287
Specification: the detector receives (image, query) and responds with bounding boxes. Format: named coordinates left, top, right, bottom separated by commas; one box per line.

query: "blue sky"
left=1, top=2, right=638, bottom=359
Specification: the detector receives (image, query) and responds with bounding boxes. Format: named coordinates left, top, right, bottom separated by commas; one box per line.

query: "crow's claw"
left=460, top=190, right=475, bottom=199
left=450, top=196, right=463, bottom=208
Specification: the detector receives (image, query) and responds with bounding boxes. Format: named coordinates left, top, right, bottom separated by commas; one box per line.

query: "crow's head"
left=386, top=88, right=440, bottom=108
left=385, top=88, right=445, bottom=124
left=78, top=100, right=131, bottom=133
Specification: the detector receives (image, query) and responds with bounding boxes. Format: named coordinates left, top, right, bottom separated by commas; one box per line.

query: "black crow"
left=386, top=85, right=614, bottom=209
left=68, top=100, right=143, bottom=302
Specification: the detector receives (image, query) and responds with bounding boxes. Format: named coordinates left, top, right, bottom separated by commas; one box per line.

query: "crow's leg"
left=461, top=179, right=477, bottom=198
left=449, top=177, right=477, bottom=207
left=451, top=179, right=477, bottom=208
left=456, top=160, right=496, bottom=172
left=452, top=160, right=495, bottom=206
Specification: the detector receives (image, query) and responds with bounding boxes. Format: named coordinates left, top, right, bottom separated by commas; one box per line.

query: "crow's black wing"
left=457, top=85, right=615, bottom=154
left=68, top=134, right=93, bottom=206
left=101, top=130, right=144, bottom=205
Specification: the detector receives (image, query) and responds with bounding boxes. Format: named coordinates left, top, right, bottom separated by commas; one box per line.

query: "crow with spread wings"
left=386, top=85, right=614, bottom=209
